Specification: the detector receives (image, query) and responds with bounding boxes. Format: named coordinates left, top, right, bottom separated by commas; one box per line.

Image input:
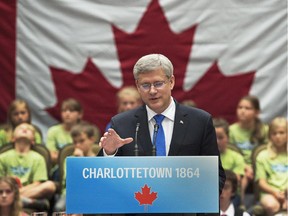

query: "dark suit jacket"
left=98, top=102, right=225, bottom=215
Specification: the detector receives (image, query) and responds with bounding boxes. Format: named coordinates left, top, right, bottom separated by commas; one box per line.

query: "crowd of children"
left=0, top=92, right=287, bottom=216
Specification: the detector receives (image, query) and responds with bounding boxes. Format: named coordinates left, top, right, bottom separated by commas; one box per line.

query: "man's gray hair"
left=133, top=54, right=174, bottom=80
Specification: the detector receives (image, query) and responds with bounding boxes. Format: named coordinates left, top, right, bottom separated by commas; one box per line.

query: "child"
left=255, top=117, right=287, bottom=216
left=0, top=123, right=56, bottom=210
left=105, top=86, right=142, bottom=131
left=220, top=170, right=250, bottom=216
left=0, top=99, right=42, bottom=147
left=213, top=118, right=245, bottom=208
left=53, top=122, right=100, bottom=212
left=229, top=95, right=268, bottom=203
left=0, top=176, right=29, bottom=216
left=46, top=98, right=86, bottom=166
left=213, top=118, right=245, bottom=182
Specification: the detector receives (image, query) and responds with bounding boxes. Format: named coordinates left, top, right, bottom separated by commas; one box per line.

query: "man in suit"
left=99, top=54, right=226, bottom=213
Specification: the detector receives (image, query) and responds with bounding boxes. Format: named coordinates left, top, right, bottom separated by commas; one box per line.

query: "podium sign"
left=66, top=156, right=219, bottom=214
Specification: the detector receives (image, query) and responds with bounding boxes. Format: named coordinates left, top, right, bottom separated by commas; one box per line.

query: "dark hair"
left=213, top=118, right=229, bottom=136
left=71, top=122, right=100, bottom=142
left=224, top=169, right=238, bottom=194
left=239, top=95, right=266, bottom=145
left=61, top=98, right=83, bottom=113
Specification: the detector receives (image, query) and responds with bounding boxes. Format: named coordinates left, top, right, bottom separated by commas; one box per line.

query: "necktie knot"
left=153, top=114, right=165, bottom=124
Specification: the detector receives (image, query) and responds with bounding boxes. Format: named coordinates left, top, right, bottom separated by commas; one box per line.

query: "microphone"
left=134, top=123, right=140, bottom=156
left=152, top=124, right=159, bottom=156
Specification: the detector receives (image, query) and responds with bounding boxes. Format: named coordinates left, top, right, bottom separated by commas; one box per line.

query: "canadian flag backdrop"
left=0, top=0, right=287, bottom=139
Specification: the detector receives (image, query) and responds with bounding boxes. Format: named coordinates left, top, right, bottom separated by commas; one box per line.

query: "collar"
left=146, top=97, right=175, bottom=122
left=220, top=203, right=235, bottom=216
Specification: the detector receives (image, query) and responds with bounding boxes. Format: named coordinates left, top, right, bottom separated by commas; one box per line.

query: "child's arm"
left=259, top=179, right=286, bottom=202
left=244, top=164, right=254, bottom=180
left=20, top=181, right=41, bottom=194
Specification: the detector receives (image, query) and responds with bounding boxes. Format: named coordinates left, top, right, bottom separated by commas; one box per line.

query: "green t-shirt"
left=229, top=123, right=268, bottom=164
left=0, top=149, right=48, bottom=186
left=46, top=124, right=72, bottom=151
left=0, top=128, right=42, bottom=148
left=255, top=150, right=288, bottom=192
left=220, top=148, right=245, bottom=176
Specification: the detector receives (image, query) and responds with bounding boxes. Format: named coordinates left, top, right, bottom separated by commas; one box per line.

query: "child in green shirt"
left=255, top=117, right=287, bottom=215
left=0, top=99, right=42, bottom=147
left=53, top=122, right=100, bottom=212
left=0, top=123, right=56, bottom=210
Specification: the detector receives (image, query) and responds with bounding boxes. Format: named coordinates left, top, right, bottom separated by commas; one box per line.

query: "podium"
left=66, top=156, right=219, bottom=214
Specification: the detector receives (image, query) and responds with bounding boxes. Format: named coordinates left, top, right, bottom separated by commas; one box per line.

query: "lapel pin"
left=180, top=120, right=184, bottom=124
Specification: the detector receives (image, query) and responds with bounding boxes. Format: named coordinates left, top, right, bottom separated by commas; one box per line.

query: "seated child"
left=0, top=99, right=42, bottom=147
left=53, top=122, right=100, bottom=212
left=213, top=118, right=245, bottom=207
left=255, top=117, right=287, bottom=216
left=105, top=86, right=142, bottom=131
left=46, top=98, right=84, bottom=166
left=229, top=95, right=268, bottom=204
left=0, top=123, right=56, bottom=210
left=213, top=118, right=245, bottom=182
left=221, top=170, right=250, bottom=216
left=0, top=176, right=29, bottom=216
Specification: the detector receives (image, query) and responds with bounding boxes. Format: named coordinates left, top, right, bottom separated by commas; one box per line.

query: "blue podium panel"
left=66, top=156, right=219, bottom=214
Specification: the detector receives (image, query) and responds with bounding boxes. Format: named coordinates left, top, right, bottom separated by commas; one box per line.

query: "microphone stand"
left=152, top=124, right=159, bottom=156
left=134, top=123, right=140, bottom=156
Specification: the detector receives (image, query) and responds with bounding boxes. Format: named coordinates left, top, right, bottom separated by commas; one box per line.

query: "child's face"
left=270, top=125, right=287, bottom=149
left=13, top=123, right=35, bottom=143
left=0, top=181, right=15, bottom=207
left=220, top=180, right=234, bottom=206
left=11, top=104, right=29, bottom=126
left=118, top=95, right=141, bottom=113
left=61, top=109, right=82, bottom=125
left=215, top=127, right=228, bottom=153
left=73, top=132, right=94, bottom=155
left=236, top=99, right=259, bottom=123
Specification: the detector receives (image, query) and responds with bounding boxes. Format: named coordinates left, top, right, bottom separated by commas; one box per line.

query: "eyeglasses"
left=0, top=189, right=13, bottom=195
left=138, top=80, right=169, bottom=91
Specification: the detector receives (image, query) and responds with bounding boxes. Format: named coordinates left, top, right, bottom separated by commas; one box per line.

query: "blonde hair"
left=267, top=117, right=287, bottom=159
left=13, top=123, right=36, bottom=142
left=0, top=176, right=23, bottom=216
left=117, top=86, right=140, bottom=102
left=7, top=99, right=32, bottom=128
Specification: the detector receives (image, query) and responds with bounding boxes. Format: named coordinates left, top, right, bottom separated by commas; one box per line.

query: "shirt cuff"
left=103, top=148, right=118, bottom=157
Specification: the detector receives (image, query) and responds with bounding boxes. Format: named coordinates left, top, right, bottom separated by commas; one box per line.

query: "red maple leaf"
left=113, top=0, right=196, bottom=88
left=47, top=0, right=255, bottom=132
left=0, top=0, right=17, bottom=123
left=47, top=59, right=118, bottom=132
left=113, top=0, right=255, bottom=123
left=135, top=184, right=157, bottom=205
left=180, top=62, right=255, bottom=123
